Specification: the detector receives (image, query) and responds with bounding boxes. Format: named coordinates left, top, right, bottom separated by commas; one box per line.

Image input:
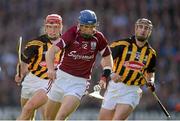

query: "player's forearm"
left=98, top=54, right=113, bottom=88
left=46, top=45, right=59, bottom=71
left=101, top=54, right=113, bottom=69
left=21, top=62, right=29, bottom=75
left=101, top=55, right=113, bottom=78
left=17, top=62, right=28, bottom=76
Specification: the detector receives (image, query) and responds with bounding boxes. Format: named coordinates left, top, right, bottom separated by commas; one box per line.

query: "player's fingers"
left=47, top=70, right=56, bottom=81
left=115, top=76, right=122, bottom=83
left=14, top=75, right=22, bottom=86
left=99, top=80, right=106, bottom=89
left=103, top=82, right=106, bottom=89
left=146, top=82, right=155, bottom=92
left=93, top=85, right=101, bottom=91
left=111, top=73, right=121, bottom=83
left=15, top=76, right=21, bottom=83
left=17, top=82, right=21, bottom=86
left=47, top=72, right=54, bottom=80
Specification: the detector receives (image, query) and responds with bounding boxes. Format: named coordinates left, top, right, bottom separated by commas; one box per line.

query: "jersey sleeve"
left=110, top=41, right=124, bottom=59
left=96, top=32, right=111, bottom=57
left=56, top=26, right=76, bottom=49
left=146, top=53, right=156, bottom=73
left=98, top=34, right=108, bottom=51
left=21, top=40, right=42, bottom=64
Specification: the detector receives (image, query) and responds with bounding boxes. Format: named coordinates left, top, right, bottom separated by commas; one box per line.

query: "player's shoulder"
left=94, top=30, right=106, bottom=39
left=26, top=35, right=47, bottom=47
left=148, top=45, right=157, bottom=56
left=62, top=26, right=77, bottom=39
left=110, top=36, right=132, bottom=47
left=146, top=41, right=156, bottom=56
left=94, top=30, right=103, bottom=36
left=93, top=30, right=108, bottom=43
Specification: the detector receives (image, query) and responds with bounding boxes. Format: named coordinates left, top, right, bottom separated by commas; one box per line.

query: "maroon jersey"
left=56, top=26, right=110, bottom=79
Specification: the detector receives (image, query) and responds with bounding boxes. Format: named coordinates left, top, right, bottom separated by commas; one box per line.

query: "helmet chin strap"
left=46, top=34, right=60, bottom=41
left=137, top=38, right=146, bottom=42
left=136, top=36, right=148, bottom=42
left=50, top=37, right=58, bottom=40
left=79, top=29, right=96, bottom=39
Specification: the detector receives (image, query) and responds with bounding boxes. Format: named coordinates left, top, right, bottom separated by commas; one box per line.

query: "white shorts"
left=47, top=69, right=87, bottom=103
left=102, top=80, right=142, bottom=110
left=21, top=72, right=51, bottom=99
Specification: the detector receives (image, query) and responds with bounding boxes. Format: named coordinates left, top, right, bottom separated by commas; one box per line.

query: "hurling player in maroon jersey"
left=45, top=10, right=113, bottom=120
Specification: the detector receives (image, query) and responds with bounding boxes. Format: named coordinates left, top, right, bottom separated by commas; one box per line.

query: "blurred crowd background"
left=0, top=0, right=180, bottom=116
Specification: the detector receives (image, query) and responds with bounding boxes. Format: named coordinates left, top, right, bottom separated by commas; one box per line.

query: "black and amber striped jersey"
left=110, top=36, right=156, bottom=86
left=21, top=35, right=62, bottom=79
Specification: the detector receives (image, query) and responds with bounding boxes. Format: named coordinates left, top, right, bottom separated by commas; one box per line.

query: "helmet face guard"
left=78, top=10, right=97, bottom=26
left=135, top=18, right=153, bottom=42
left=78, top=10, right=98, bottom=38
left=45, top=14, right=62, bottom=24
left=45, top=14, right=63, bottom=40
left=135, top=18, right=153, bottom=29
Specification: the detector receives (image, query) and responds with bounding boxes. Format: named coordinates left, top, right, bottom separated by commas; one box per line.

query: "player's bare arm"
left=99, top=54, right=113, bottom=89
left=46, top=45, right=60, bottom=81
left=15, top=62, right=28, bottom=85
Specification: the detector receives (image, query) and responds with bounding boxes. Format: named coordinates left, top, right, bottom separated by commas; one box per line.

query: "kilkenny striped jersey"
left=110, top=36, right=156, bottom=86
left=21, top=35, right=62, bottom=79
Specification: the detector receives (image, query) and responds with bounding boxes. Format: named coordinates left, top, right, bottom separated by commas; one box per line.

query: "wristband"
left=102, top=67, right=112, bottom=78
left=101, top=66, right=112, bottom=82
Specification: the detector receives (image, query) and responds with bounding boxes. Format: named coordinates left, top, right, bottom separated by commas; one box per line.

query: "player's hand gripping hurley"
left=18, top=37, right=22, bottom=76
left=16, top=36, right=22, bottom=86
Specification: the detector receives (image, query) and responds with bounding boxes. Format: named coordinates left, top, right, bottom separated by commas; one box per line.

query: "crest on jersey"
left=135, top=52, right=141, bottom=60
left=91, top=42, right=96, bottom=50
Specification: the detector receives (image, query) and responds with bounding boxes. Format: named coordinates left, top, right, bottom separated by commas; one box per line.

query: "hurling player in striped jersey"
left=15, top=14, right=63, bottom=120
left=98, top=18, right=156, bottom=120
